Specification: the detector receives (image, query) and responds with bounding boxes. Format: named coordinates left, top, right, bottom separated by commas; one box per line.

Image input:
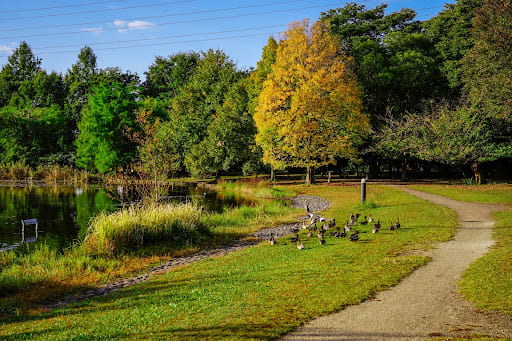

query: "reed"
left=83, top=203, right=208, bottom=256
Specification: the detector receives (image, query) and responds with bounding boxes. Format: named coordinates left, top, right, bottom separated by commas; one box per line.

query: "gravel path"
left=47, top=195, right=329, bottom=309
left=282, top=186, right=512, bottom=340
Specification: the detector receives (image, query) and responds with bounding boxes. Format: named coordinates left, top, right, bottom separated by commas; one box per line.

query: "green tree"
left=185, top=80, right=258, bottom=177
left=462, top=0, right=512, bottom=122
left=377, top=103, right=511, bottom=184
left=169, top=49, right=242, bottom=173
left=75, top=82, right=139, bottom=173
left=0, top=105, right=69, bottom=165
left=143, top=52, right=200, bottom=99
left=321, top=3, right=442, bottom=120
left=0, top=42, right=41, bottom=106
left=254, top=20, right=368, bottom=184
left=64, top=46, right=98, bottom=124
left=8, top=70, right=65, bottom=109
left=424, top=0, right=483, bottom=95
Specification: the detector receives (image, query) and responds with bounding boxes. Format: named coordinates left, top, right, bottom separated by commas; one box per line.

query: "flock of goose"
left=268, top=205, right=401, bottom=250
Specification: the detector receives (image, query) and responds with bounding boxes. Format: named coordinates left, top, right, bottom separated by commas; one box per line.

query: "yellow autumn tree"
left=254, top=20, right=369, bottom=184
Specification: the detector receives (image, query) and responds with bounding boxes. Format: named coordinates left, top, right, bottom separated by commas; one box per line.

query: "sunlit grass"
left=409, top=184, right=512, bottom=203
left=0, top=185, right=297, bottom=316
left=0, top=185, right=459, bottom=340
left=412, top=184, right=512, bottom=316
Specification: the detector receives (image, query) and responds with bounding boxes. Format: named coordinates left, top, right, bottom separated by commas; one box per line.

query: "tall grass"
left=83, top=203, right=209, bottom=256
left=0, top=162, right=93, bottom=183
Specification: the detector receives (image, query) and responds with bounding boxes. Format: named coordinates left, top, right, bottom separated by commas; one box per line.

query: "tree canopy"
left=254, top=20, right=369, bottom=183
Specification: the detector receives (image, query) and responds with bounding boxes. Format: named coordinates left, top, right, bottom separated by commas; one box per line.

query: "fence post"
left=361, top=178, right=366, bottom=205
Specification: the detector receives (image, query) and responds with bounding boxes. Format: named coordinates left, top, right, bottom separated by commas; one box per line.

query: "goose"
left=389, top=221, right=395, bottom=231
left=374, top=220, right=381, bottom=230
left=269, top=232, right=276, bottom=245
left=349, top=230, right=359, bottom=242
left=297, top=238, right=305, bottom=250
left=359, top=216, right=368, bottom=225
left=317, top=229, right=325, bottom=239
left=322, top=222, right=328, bottom=231
left=289, top=234, right=299, bottom=243
left=368, top=214, right=374, bottom=223
left=395, top=218, right=401, bottom=230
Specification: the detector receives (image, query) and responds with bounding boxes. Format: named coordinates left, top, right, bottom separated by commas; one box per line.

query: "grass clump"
left=83, top=203, right=209, bottom=256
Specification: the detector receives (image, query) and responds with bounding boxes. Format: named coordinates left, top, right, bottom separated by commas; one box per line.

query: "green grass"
left=409, top=184, right=512, bottom=203
left=411, top=184, right=512, bottom=316
left=0, top=185, right=458, bottom=340
left=0, top=185, right=297, bottom=316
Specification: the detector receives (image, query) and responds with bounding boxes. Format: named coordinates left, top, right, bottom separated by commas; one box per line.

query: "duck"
left=328, top=219, right=336, bottom=229
left=310, top=223, right=318, bottom=231
left=368, top=214, right=374, bottom=223
left=340, top=230, right=347, bottom=238
left=395, top=218, right=400, bottom=230
left=297, top=238, right=305, bottom=250
left=349, top=230, right=359, bottom=242
left=372, top=225, right=379, bottom=233
left=307, top=228, right=313, bottom=238
left=319, top=237, right=326, bottom=245
left=344, top=222, right=352, bottom=232
left=359, top=216, right=368, bottom=225
left=289, top=233, right=299, bottom=243
left=269, top=233, right=276, bottom=245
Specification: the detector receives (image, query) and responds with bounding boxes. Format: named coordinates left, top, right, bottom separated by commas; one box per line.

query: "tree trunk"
left=270, top=167, right=276, bottom=182
left=472, top=162, right=483, bottom=185
left=401, top=158, right=408, bottom=180
left=305, top=166, right=315, bottom=185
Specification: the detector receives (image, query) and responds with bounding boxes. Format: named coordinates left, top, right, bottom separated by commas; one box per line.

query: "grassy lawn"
left=0, top=184, right=458, bottom=340
left=410, top=184, right=512, bottom=316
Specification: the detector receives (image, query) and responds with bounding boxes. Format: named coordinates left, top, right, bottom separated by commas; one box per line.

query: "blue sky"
left=0, top=0, right=454, bottom=79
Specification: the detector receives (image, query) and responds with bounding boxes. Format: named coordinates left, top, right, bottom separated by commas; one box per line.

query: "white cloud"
left=114, top=20, right=127, bottom=27
left=0, top=45, right=14, bottom=53
left=114, top=19, right=155, bottom=33
left=128, top=21, right=155, bottom=29
left=80, top=27, right=104, bottom=34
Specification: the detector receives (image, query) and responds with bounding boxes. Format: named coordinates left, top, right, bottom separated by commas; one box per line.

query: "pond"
left=0, top=183, right=253, bottom=252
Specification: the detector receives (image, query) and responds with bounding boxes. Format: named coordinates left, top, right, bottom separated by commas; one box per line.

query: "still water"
left=0, top=184, right=252, bottom=252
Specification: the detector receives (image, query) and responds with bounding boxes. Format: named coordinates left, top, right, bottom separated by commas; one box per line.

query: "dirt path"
left=282, top=186, right=512, bottom=340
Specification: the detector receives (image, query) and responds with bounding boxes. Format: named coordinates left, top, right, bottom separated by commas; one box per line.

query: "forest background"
left=0, top=0, right=511, bottom=185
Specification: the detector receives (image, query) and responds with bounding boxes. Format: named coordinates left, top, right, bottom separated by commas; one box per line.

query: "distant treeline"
left=0, top=0, right=510, bottom=184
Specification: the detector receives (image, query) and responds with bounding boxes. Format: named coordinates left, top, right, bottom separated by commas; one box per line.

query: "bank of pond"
left=0, top=182, right=296, bottom=315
